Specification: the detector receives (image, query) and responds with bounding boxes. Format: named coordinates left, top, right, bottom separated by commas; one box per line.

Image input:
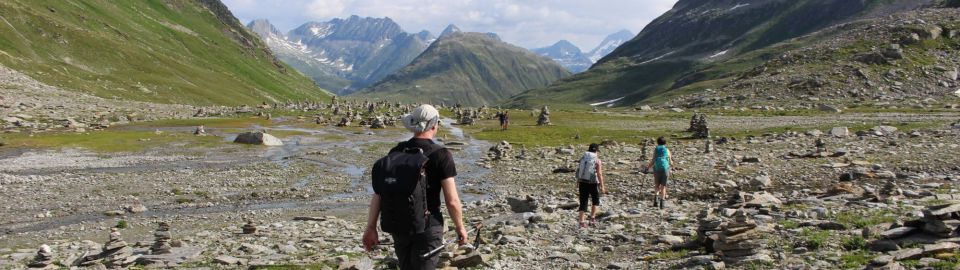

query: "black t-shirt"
left=387, top=138, right=457, bottom=225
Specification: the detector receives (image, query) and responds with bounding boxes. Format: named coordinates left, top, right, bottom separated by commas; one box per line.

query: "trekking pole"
left=421, top=223, right=482, bottom=259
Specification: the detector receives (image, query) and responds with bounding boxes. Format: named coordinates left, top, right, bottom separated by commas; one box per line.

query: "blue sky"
left=222, top=0, right=678, bottom=50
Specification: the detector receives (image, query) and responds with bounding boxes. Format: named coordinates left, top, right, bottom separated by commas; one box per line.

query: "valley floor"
left=0, top=106, right=959, bottom=269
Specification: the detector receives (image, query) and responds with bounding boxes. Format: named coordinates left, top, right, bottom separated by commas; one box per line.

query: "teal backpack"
left=653, top=145, right=670, bottom=171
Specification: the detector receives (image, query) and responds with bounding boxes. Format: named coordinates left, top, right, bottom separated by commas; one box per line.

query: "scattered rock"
left=233, top=132, right=283, bottom=146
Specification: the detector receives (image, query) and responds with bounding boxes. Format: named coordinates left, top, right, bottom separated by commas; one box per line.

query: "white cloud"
left=222, top=0, right=678, bottom=50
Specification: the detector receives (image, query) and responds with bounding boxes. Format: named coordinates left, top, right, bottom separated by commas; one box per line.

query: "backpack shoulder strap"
left=422, top=143, right=445, bottom=157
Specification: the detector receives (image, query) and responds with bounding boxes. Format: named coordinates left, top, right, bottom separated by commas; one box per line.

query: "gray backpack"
left=576, top=152, right=599, bottom=183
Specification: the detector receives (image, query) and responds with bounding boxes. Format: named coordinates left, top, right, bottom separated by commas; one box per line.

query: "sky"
left=222, top=0, right=678, bottom=50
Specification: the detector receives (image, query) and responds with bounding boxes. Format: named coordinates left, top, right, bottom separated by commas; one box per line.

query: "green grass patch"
left=133, top=117, right=271, bottom=129
left=842, top=235, right=867, bottom=251
left=840, top=250, right=876, bottom=269
left=0, top=130, right=224, bottom=153
left=649, top=249, right=689, bottom=261
left=796, top=228, right=832, bottom=250
left=835, top=209, right=898, bottom=229
left=250, top=264, right=336, bottom=270
left=781, top=219, right=801, bottom=230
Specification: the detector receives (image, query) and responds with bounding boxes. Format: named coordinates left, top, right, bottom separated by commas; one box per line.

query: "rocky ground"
left=0, top=104, right=958, bottom=269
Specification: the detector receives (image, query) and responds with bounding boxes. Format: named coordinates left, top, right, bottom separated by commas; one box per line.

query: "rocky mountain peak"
left=439, top=24, right=462, bottom=38
left=246, top=19, right=282, bottom=38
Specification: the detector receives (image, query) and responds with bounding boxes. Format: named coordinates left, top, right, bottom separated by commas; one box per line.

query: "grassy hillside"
left=356, top=32, right=570, bottom=106
left=0, top=0, right=330, bottom=106
left=505, top=0, right=933, bottom=109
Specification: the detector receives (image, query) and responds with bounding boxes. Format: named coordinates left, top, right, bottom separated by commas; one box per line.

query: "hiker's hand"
left=602, top=187, right=608, bottom=194
left=362, top=227, right=379, bottom=251
left=456, top=227, right=469, bottom=246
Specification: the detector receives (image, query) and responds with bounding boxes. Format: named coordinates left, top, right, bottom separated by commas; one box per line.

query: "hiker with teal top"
left=645, top=137, right=673, bottom=209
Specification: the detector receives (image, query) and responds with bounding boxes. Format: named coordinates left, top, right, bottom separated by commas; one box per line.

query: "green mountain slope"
left=0, top=0, right=330, bottom=106
left=356, top=32, right=570, bottom=106
left=505, top=0, right=933, bottom=109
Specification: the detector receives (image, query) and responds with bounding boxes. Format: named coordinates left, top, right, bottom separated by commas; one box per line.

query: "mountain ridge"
left=506, top=0, right=935, bottom=109
left=250, top=16, right=433, bottom=95
left=356, top=32, right=570, bottom=106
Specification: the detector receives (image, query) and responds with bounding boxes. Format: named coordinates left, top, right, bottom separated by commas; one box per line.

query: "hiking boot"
left=659, top=198, right=666, bottom=209
left=579, top=222, right=587, bottom=229
left=589, top=217, right=598, bottom=227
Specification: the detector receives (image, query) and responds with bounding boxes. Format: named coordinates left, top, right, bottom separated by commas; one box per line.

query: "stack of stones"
left=869, top=203, right=960, bottom=267
left=922, top=203, right=960, bottom=237
left=369, top=117, right=385, bottom=129
left=151, top=222, right=172, bottom=254
left=336, top=117, right=350, bottom=127
left=488, top=141, right=513, bottom=161
left=242, top=220, right=258, bottom=234
left=536, top=106, right=551, bottom=126
left=879, top=180, right=904, bottom=201
left=460, top=115, right=475, bottom=125
left=27, top=244, right=54, bottom=269
left=689, top=113, right=710, bottom=139
left=695, top=208, right=724, bottom=252
left=712, top=210, right=771, bottom=264
left=639, top=139, right=651, bottom=162
left=102, top=228, right=135, bottom=268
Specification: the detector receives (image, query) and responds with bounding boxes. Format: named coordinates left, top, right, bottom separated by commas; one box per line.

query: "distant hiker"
left=498, top=111, right=509, bottom=130
left=363, top=104, right=468, bottom=270
left=645, top=137, right=673, bottom=209
left=575, top=143, right=606, bottom=228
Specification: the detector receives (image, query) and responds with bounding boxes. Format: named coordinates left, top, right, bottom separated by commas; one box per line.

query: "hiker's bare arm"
left=362, top=194, right=381, bottom=251
left=441, top=177, right=468, bottom=245
left=596, top=162, right=606, bottom=193
left=668, top=150, right=674, bottom=170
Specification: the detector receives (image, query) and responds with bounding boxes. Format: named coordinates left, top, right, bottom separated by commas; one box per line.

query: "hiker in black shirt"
left=363, top=104, right=468, bottom=270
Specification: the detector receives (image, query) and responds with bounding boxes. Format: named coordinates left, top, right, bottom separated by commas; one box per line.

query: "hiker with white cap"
left=363, top=104, right=468, bottom=270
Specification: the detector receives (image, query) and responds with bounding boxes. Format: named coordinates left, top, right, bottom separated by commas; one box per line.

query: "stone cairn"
left=814, top=138, right=827, bottom=153
left=704, top=139, right=714, bottom=153
left=488, top=141, right=513, bottom=161
left=336, top=117, right=351, bottom=127
left=459, top=114, right=475, bottom=125
left=150, top=222, right=172, bottom=254
left=689, top=113, right=709, bottom=139
left=27, top=244, right=54, bottom=269
left=536, top=106, right=551, bottom=126
left=193, top=125, right=206, bottom=136
left=868, top=202, right=960, bottom=268
left=696, top=208, right=723, bottom=252
left=102, top=228, right=135, bottom=268
left=712, top=210, right=771, bottom=264
left=242, top=219, right=258, bottom=234
left=369, top=116, right=385, bottom=129
left=639, top=139, right=651, bottom=163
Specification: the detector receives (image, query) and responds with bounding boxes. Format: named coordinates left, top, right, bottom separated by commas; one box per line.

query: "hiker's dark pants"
left=578, top=182, right=601, bottom=212
left=391, top=225, right=443, bottom=270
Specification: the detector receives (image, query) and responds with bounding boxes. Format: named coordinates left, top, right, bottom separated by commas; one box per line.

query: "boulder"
left=506, top=196, right=539, bottom=213
left=830, top=127, right=850, bottom=137
left=233, top=132, right=283, bottom=146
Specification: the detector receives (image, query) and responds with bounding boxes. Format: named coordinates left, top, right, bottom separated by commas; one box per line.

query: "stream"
left=1, top=118, right=492, bottom=234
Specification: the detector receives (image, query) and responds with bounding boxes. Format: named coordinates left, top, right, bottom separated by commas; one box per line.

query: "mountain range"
left=0, top=0, right=329, bottom=105
left=356, top=32, right=571, bottom=106
left=506, top=0, right=939, bottom=109
left=532, top=30, right=635, bottom=73
left=248, top=16, right=434, bottom=95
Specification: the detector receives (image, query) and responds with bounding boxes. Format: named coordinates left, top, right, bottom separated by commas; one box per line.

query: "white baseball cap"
left=402, top=104, right=440, bottom=133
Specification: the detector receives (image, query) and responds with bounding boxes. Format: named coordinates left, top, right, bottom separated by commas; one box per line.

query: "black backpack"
left=371, top=142, right=444, bottom=235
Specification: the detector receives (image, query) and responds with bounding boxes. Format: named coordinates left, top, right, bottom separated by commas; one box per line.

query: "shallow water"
left=0, top=119, right=495, bottom=234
